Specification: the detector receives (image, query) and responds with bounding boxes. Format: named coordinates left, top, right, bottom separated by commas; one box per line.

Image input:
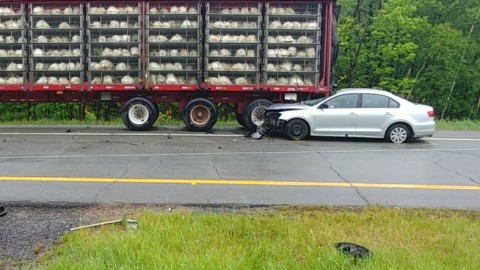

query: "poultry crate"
left=0, top=3, right=26, bottom=90
left=205, top=2, right=262, bottom=91
left=264, top=1, right=322, bottom=92
left=28, top=3, right=84, bottom=91
left=87, top=2, right=141, bottom=91
left=146, top=1, right=201, bottom=91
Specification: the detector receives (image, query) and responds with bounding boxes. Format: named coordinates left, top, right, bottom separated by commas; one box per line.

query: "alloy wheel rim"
left=390, top=127, right=407, bottom=143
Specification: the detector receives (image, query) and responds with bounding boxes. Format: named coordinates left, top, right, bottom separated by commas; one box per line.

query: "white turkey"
left=289, top=75, right=305, bottom=86
left=106, top=6, right=120, bottom=14
left=173, top=62, right=183, bottom=70
left=266, top=63, right=277, bottom=71
left=111, top=49, right=122, bottom=56
left=48, top=77, right=59, bottom=84
left=125, top=5, right=136, bottom=14
left=269, top=20, right=281, bottom=29
left=208, top=35, right=221, bottom=43
left=109, top=20, right=120, bottom=28
left=159, top=8, right=169, bottom=14
left=266, top=78, right=277, bottom=85
left=267, top=36, right=276, bottom=43
left=284, top=35, right=295, bottom=43
left=121, top=75, right=135, bottom=84
left=58, top=77, right=69, bottom=84
left=33, top=48, right=44, bottom=57
left=51, top=8, right=62, bottom=15
left=246, top=35, right=257, bottom=43
left=288, top=47, right=297, bottom=56
left=156, top=74, right=166, bottom=83
left=36, top=20, right=50, bottom=29
left=165, top=73, right=178, bottom=84
left=211, top=21, right=224, bottom=28
left=91, top=77, right=102, bottom=84
left=73, top=49, right=81, bottom=56
left=0, top=78, right=5, bottom=84
left=101, top=48, right=112, bottom=56
left=179, top=49, right=189, bottom=56
left=15, top=63, right=23, bottom=70
left=278, top=49, right=290, bottom=57
left=235, top=49, right=246, bottom=57
left=75, top=63, right=83, bottom=70
left=218, top=76, right=232, bottom=85
left=230, top=63, right=246, bottom=71
left=98, top=36, right=107, bottom=43
left=116, top=63, right=127, bottom=70
left=188, top=7, right=197, bottom=14
left=130, top=47, right=140, bottom=56
left=7, top=77, right=21, bottom=84
left=71, top=35, right=81, bottom=43
left=58, top=22, right=72, bottom=29
left=285, top=8, right=296, bottom=15
left=247, top=50, right=255, bottom=57
left=220, top=48, right=231, bottom=56
left=237, top=35, right=247, bottom=43
left=180, top=19, right=192, bottom=28
left=32, top=6, right=44, bottom=14
left=149, top=7, right=159, bottom=14
left=281, top=22, right=294, bottom=29
left=63, top=7, right=73, bottom=15
left=48, top=63, right=59, bottom=70
left=103, top=75, right=114, bottom=84
left=90, top=22, right=102, bottom=28
left=149, top=62, right=161, bottom=70
left=0, top=49, right=6, bottom=56
left=170, top=34, right=184, bottom=42
left=234, top=77, right=249, bottom=85
left=158, top=50, right=167, bottom=56
left=119, top=22, right=129, bottom=28
left=297, top=36, right=313, bottom=44
left=209, top=50, right=219, bottom=56
left=170, top=49, right=179, bottom=56
left=36, top=76, right=48, bottom=84
left=280, top=61, right=293, bottom=71
left=66, top=62, right=76, bottom=70
left=5, top=36, right=14, bottom=43
left=293, top=64, right=302, bottom=72
left=220, top=9, right=230, bottom=14
left=231, top=8, right=241, bottom=14
left=267, top=49, right=277, bottom=57
left=277, top=77, right=288, bottom=85
left=6, top=62, right=18, bottom=71
left=99, top=59, right=114, bottom=70
left=121, top=49, right=131, bottom=56
left=70, top=77, right=81, bottom=84
left=188, top=78, right=197, bottom=85
left=17, top=37, right=26, bottom=43
left=306, top=48, right=316, bottom=57
left=296, top=51, right=307, bottom=57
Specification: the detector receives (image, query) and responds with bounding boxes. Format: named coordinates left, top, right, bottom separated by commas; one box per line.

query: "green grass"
left=435, top=119, right=480, bottom=131
left=34, top=207, right=480, bottom=270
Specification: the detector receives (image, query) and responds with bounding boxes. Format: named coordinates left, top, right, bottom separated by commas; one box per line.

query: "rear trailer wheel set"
left=0, top=1, right=335, bottom=132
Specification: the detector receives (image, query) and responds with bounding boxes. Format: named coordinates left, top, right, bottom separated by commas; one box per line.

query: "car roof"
left=336, top=88, right=393, bottom=96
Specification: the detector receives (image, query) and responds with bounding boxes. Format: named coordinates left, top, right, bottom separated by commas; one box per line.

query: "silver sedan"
left=261, top=88, right=435, bottom=143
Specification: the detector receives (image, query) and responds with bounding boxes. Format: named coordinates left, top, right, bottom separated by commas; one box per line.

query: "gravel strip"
left=0, top=201, right=265, bottom=269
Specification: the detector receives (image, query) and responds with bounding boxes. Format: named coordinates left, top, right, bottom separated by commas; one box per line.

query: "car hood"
left=266, top=103, right=311, bottom=112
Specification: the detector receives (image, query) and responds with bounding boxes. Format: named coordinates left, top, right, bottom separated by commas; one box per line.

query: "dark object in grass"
left=335, top=242, right=373, bottom=263
left=0, top=204, right=7, bottom=217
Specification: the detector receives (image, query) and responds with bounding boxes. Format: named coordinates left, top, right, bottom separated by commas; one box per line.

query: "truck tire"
left=244, top=99, right=273, bottom=131
left=235, top=112, right=246, bottom=128
left=122, top=97, right=157, bottom=131
left=183, top=98, right=217, bottom=132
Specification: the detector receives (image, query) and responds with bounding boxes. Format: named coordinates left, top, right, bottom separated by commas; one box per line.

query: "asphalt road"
left=0, top=126, right=479, bottom=209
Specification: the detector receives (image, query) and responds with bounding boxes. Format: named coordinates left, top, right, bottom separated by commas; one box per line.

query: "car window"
left=362, top=94, right=400, bottom=108
left=323, top=94, right=358, bottom=109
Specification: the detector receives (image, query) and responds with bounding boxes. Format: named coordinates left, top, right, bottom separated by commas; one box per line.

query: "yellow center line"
left=0, top=176, right=479, bottom=191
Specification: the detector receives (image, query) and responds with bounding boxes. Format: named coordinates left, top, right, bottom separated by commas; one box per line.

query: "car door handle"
left=385, top=112, right=393, bottom=116
left=350, top=112, right=357, bottom=116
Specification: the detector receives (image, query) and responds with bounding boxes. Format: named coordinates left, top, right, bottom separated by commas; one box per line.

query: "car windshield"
left=302, top=97, right=326, bottom=106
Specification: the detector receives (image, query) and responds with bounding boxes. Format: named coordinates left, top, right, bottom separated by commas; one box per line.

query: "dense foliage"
left=0, top=0, right=478, bottom=121
left=336, top=0, right=480, bottom=119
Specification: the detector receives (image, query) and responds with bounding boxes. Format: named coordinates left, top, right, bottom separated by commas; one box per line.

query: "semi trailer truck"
left=0, top=0, right=337, bottom=131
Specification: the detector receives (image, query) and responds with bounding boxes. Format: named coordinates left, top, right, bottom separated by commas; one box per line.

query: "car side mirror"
left=319, top=103, right=329, bottom=109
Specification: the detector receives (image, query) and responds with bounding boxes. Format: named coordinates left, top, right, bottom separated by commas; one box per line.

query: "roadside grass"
left=435, top=119, right=480, bottom=131
left=34, top=207, right=480, bottom=270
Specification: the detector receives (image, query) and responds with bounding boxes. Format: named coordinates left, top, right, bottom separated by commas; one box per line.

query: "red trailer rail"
left=0, top=0, right=337, bottom=131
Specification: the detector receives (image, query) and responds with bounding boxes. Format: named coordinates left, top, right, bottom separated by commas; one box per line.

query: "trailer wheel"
left=235, top=112, right=246, bottom=128
left=244, top=99, right=273, bottom=131
left=183, top=98, right=217, bottom=132
left=122, top=97, right=157, bottom=131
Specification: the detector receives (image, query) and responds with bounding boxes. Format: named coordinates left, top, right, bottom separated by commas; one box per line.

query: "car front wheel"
left=386, top=123, right=411, bottom=144
left=284, top=119, right=309, bottom=141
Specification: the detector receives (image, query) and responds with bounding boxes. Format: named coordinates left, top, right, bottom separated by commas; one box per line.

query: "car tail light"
left=427, top=111, right=435, bottom=118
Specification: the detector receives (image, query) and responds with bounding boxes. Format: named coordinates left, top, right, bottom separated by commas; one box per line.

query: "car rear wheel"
left=386, top=124, right=411, bottom=144
left=284, top=119, right=309, bottom=141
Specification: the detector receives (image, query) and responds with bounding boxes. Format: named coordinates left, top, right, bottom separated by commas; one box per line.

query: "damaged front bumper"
left=257, top=111, right=285, bottom=136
